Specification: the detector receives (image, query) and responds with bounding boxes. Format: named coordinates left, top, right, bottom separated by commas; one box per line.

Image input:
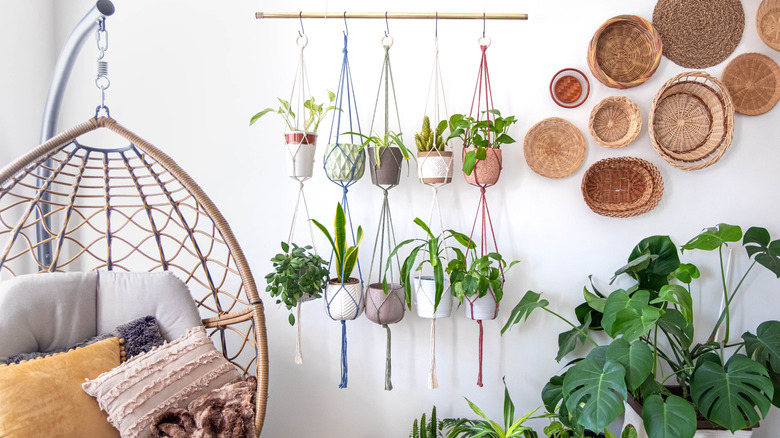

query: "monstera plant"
left=502, top=224, right=780, bottom=438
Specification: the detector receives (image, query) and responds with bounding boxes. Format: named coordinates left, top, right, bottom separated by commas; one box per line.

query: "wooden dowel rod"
left=256, top=12, right=528, bottom=20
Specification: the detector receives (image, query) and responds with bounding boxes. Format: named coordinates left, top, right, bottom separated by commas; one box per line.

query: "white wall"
left=2, top=1, right=779, bottom=436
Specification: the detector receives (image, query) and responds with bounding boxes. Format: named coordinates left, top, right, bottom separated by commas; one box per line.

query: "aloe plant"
left=415, top=116, right=447, bottom=152
left=311, top=203, right=363, bottom=283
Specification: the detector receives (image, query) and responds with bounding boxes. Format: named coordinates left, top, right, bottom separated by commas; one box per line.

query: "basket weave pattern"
left=589, top=96, right=642, bottom=148
left=581, top=157, right=664, bottom=218
left=757, top=0, right=780, bottom=51
left=587, top=15, right=663, bottom=89
left=721, top=52, right=780, bottom=116
left=524, top=118, right=586, bottom=179
left=649, top=71, right=734, bottom=171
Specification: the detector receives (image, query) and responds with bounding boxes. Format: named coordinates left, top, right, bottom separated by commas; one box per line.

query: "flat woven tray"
left=649, top=71, right=734, bottom=171
left=721, top=52, right=780, bottom=116
left=758, top=0, right=780, bottom=51
left=653, top=0, right=744, bottom=69
left=587, top=15, right=663, bottom=89
left=589, top=96, right=642, bottom=148
left=581, top=157, right=664, bottom=218
left=523, top=118, right=586, bottom=179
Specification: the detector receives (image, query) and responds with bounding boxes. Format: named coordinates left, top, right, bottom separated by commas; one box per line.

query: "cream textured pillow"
left=83, top=326, right=241, bottom=438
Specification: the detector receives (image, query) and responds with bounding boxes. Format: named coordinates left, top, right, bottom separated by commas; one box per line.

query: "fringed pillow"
left=82, top=326, right=241, bottom=438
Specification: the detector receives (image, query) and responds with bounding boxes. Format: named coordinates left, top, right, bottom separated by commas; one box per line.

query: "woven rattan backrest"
left=0, top=117, right=267, bottom=435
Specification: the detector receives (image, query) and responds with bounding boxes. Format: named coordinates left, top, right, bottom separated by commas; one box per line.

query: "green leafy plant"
left=502, top=224, right=780, bottom=437
left=311, top=203, right=363, bottom=283
left=383, top=218, right=474, bottom=311
left=415, top=116, right=448, bottom=152
left=442, top=380, right=539, bottom=438
left=446, top=248, right=518, bottom=305
left=250, top=90, right=337, bottom=133
left=446, top=110, right=517, bottom=175
left=264, top=241, right=329, bottom=325
left=410, top=406, right=445, bottom=438
left=342, top=130, right=414, bottom=169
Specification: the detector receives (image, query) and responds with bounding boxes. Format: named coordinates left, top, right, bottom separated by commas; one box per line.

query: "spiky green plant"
left=415, top=116, right=447, bottom=152
left=411, top=406, right=445, bottom=438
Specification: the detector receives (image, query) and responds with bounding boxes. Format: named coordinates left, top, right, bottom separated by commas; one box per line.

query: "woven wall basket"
left=721, top=53, right=780, bottom=116
left=757, top=0, right=780, bottom=51
left=581, top=157, right=664, bottom=218
left=523, top=117, right=586, bottom=179
left=587, top=15, right=663, bottom=89
left=589, top=96, right=642, bottom=148
left=648, top=71, right=734, bottom=171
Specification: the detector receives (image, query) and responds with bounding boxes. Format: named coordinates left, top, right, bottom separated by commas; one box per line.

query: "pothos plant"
left=446, top=246, right=519, bottom=306
left=264, top=242, right=329, bottom=325
left=250, top=90, right=337, bottom=133
left=446, top=110, right=517, bottom=175
left=502, top=224, right=780, bottom=438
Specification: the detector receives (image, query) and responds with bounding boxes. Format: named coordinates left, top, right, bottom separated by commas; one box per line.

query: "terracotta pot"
left=415, top=276, right=452, bottom=319
left=464, top=291, right=499, bottom=320
left=323, top=143, right=366, bottom=182
left=417, top=150, right=453, bottom=184
left=368, top=146, right=404, bottom=186
left=284, top=133, right=317, bottom=178
left=365, top=282, right=405, bottom=325
left=624, top=390, right=755, bottom=438
left=463, top=147, right=502, bottom=186
left=323, top=278, right=364, bottom=321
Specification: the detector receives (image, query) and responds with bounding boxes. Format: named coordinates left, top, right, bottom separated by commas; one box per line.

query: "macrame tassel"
left=477, top=320, right=484, bottom=387
left=429, top=319, right=438, bottom=389
left=384, top=324, right=393, bottom=391
left=294, top=302, right=303, bottom=364
left=339, top=320, right=348, bottom=389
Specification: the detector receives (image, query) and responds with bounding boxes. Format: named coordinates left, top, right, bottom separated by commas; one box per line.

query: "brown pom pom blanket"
left=151, top=376, right=257, bottom=438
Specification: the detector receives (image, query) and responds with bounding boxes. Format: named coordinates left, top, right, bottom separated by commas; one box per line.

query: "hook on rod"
left=343, top=11, right=348, bottom=36
left=435, top=12, right=438, bottom=38
left=384, top=11, right=390, bottom=37
left=298, top=11, right=305, bottom=36
left=482, top=12, right=486, bottom=37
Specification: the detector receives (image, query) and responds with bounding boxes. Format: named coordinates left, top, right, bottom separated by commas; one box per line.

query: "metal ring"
left=478, top=35, right=491, bottom=48
left=296, top=34, right=309, bottom=48
left=381, top=34, right=394, bottom=48
left=95, top=76, right=111, bottom=90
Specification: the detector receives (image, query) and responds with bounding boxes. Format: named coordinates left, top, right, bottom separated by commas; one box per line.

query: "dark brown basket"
left=581, top=157, right=664, bottom=218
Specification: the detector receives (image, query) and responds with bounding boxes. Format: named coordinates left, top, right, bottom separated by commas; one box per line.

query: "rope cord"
left=384, top=323, right=392, bottom=391
left=429, top=318, right=438, bottom=389
left=418, top=37, right=455, bottom=188
left=295, top=302, right=303, bottom=364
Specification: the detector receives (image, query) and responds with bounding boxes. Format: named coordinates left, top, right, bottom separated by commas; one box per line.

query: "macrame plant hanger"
left=464, top=23, right=504, bottom=388
left=323, top=16, right=365, bottom=389
left=364, top=18, right=407, bottom=391
left=284, top=18, right=320, bottom=366
left=415, top=15, right=455, bottom=390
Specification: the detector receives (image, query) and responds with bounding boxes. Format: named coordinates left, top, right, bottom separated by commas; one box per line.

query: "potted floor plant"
left=250, top=91, right=337, bottom=178
left=416, top=116, right=454, bottom=185
left=502, top=224, right=780, bottom=438
left=343, top=130, right=413, bottom=186
left=311, top=203, right=364, bottom=320
left=447, top=110, right=517, bottom=186
left=264, top=241, right=329, bottom=325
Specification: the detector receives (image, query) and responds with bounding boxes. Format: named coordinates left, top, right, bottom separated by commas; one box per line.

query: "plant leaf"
left=691, top=353, right=774, bottom=432
left=681, top=223, right=742, bottom=252
left=743, top=320, right=780, bottom=372
left=563, top=357, right=627, bottom=432
left=503, top=380, right=515, bottom=431
left=743, top=226, right=780, bottom=278
left=657, top=309, right=693, bottom=350
left=641, top=394, right=697, bottom=438
left=651, top=284, right=693, bottom=324
left=463, top=151, right=477, bottom=175
left=670, top=263, right=700, bottom=284
left=500, top=291, right=549, bottom=334
left=584, top=286, right=606, bottom=313
left=541, top=374, right=565, bottom=415
left=556, top=312, right=591, bottom=362
left=606, top=338, right=653, bottom=391
left=602, top=290, right=660, bottom=340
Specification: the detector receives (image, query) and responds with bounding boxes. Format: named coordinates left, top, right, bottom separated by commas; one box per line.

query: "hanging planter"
left=323, top=278, right=364, bottom=320
left=365, top=283, right=405, bottom=325
left=285, top=134, right=317, bottom=179
left=323, top=142, right=366, bottom=182
left=449, top=109, right=517, bottom=187
left=464, top=289, right=499, bottom=321
left=414, top=275, right=452, bottom=318
left=462, top=147, right=502, bottom=186
left=368, top=146, right=405, bottom=186
left=417, top=150, right=453, bottom=184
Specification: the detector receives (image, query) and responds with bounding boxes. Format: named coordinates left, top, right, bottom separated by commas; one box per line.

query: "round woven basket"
left=721, top=53, right=780, bottom=116
left=523, top=117, right=586, bottom=179
left=587, top=15, right=663, bottom=89
left=757, top=0, right=780, bottom=51
left=649, top=71, right=734, bottom=171
left=589, top=96, right=642, bottom=148
left=581, top=157, right=664, bottom=218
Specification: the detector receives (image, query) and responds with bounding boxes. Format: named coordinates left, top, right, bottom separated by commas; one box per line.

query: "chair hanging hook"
left=94, top=16, right=110, bottom=119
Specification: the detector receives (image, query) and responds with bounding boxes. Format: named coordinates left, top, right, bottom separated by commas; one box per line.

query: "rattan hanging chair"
left=0, top=116, right=268, bottom=436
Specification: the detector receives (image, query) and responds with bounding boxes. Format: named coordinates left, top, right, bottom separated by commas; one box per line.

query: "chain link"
left=95, top=17, right=110, bottom=118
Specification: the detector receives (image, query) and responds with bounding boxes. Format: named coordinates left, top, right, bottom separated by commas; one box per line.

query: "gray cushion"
left=0, top=271, right=98, bottom=363
left=96, top=271, right=203, bottom=341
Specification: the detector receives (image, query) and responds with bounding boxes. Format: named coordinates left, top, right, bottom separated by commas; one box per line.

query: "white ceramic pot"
left=417, top=150, right=453, bottom=184
left=464, top=292, right=498, bottom=320
left=623, top=401, right=754, bottom=438
left=323, top=278, right=364, bottom=321
left=284, top=133, right=317, bottom=178
left=414, top=276, right=452, bottom=319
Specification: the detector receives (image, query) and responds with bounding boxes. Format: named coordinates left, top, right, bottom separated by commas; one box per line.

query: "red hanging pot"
left=463, top=148, right=502, bottom=186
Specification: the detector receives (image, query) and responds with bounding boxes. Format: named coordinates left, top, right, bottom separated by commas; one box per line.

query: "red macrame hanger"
left=465, top=18, right=504, bottom=387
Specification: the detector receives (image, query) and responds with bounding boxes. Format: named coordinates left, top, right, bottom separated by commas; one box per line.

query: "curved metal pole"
left=37, top=0, right=115, bottom=268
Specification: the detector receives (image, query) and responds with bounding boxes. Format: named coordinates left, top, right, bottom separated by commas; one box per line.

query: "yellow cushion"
left=0, top=337, right=121, bottom=438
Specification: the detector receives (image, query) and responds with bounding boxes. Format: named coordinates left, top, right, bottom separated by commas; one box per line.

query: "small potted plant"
left=502, top=224, right=780, bottom=438
left=446, top=245, right=518, bottom=321
left=447, top=110, right=517, bottom=186
left=384, top=218, right=474, bottom=318
left=250, top=91, right=338, bottom=178
left=311, top=203, right=364, bottom=320
left=415, top=116, right=453, bottom=185
left=264, top=241, right=329, bottom=325
left=343, top=130, right=414, bottom=186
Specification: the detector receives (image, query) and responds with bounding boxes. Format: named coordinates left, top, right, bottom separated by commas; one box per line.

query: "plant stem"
left=707, top=260, right=757, bottom=342
left=542, top=308, right=599, bottom=347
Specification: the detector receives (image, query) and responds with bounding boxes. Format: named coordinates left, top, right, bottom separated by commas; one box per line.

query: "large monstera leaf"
left=563, top=353, right=627, bottom=432
left=743, top=226, right=780, bottom=278
left=602, top=290, right=661, bottom=341
left=606, top=338, right=653, bottom=391
left=619, top=235, right=680, bottom=291
left=691, top=353, right=774, bottom=432
left=641, top=394, right=696, bottom=438
left=744, top=320, right=780, bottom=408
